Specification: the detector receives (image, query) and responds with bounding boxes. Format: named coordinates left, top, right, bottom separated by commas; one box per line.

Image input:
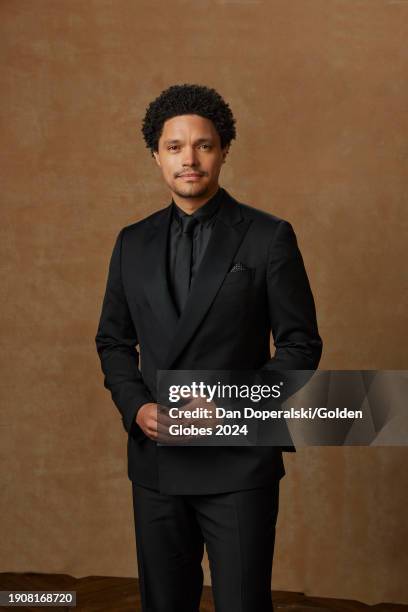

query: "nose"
left=182, top=145, right=198, bottom=168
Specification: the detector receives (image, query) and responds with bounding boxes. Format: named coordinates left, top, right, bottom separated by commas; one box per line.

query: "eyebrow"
left=163, top=138, right=213, bottom=145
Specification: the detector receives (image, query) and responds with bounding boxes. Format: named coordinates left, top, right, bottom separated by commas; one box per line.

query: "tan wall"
left=1, top=0, right=407, bottom=605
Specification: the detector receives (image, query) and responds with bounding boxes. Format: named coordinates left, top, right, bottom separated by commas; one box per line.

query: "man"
left=95, top=83, right=322, bottom=612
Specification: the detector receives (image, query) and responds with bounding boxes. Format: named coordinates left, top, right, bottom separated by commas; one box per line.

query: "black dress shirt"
left=167, top=186, right=223, bottom=315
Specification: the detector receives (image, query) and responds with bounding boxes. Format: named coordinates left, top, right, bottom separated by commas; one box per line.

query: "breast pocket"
left=219, top=268, right=254, bottom=291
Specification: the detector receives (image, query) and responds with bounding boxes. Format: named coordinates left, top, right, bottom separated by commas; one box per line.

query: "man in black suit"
left=95, top=84, right=322, bottom=612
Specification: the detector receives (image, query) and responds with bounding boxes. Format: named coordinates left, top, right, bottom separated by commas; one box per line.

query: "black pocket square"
left=229, top=262, right=249, bottom=273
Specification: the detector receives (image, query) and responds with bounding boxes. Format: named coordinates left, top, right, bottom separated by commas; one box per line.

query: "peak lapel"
left=162, top=190, right=252, bottom=370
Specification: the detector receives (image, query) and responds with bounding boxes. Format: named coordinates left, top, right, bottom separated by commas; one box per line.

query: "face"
left=153, top=114, right=229, bottom=202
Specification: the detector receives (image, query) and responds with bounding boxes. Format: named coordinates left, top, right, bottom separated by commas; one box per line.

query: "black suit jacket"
left=95, top=188, right=322, bottom=494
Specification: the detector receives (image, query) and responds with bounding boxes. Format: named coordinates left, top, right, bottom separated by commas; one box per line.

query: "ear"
left=152, top=150, right=161, bottom=167
left=221, top=145, right=230, bottom=163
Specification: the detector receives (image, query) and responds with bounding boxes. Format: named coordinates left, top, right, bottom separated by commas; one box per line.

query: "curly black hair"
left=141, top=83, right=236, bottom=154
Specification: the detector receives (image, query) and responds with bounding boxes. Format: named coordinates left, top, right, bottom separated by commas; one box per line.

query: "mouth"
left=178, top=173, right=203, bottom=179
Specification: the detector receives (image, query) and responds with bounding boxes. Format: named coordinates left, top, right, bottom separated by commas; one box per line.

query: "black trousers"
left=131, top=480, right=280, bottom=612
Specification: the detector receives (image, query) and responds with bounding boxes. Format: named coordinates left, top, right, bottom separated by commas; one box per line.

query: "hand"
left=163, top=395, right=224, bottom=443
left=135, top=402, right=173, bottom=441
left=176, top=395, right=223, bottom=429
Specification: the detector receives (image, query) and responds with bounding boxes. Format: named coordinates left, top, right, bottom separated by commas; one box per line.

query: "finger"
left=148, top=424, right=176, bottom=441
left=156, top=410, right=175, bottom=427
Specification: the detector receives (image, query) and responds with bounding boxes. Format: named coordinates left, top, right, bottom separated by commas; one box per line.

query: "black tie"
left=173, top=215, right=198, bottom=314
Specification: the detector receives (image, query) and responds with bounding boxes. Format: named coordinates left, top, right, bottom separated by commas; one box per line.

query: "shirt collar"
left=172, top=186, right=223, bottom=226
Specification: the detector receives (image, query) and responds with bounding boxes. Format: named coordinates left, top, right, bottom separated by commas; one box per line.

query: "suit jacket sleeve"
left=255, top=219, right=323, bottom=418
left=95, top=227, right=154, bottom=435
left=263, top=219, right=322, bottom=371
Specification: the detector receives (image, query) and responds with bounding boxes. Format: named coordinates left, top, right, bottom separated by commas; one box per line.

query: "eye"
left=199, top=144, right=211, bottom=150
left=167, top=145, right=180, bottom=151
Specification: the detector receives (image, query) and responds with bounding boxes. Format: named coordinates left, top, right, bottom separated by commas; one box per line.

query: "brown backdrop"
left=1, top=0, right=407, bottom=605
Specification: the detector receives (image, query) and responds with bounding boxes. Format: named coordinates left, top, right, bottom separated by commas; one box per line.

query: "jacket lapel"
left=142, top=203, right=179, bottom=341
left=162, top=189, right=252, bottom=369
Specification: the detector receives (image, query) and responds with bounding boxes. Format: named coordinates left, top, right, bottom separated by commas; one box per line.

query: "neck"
left=171, top=184, right=220, bottom=214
